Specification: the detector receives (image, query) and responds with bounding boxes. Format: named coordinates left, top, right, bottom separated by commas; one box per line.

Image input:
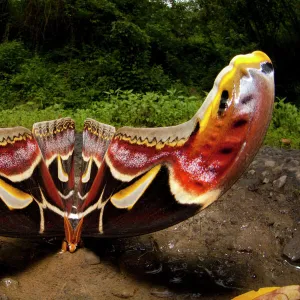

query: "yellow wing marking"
left=57, top=155, right=69, bottom=182
left=0, top=133, right=32, bottom=146
left=81, top=158, right=93, bottom=183
left=111, top=165, right=161, bottom=209
left=200, top=51, right=271, bottom=133
left=114, top=134, right=187, bottom=149
left=0, top=178, right=33, bottom=209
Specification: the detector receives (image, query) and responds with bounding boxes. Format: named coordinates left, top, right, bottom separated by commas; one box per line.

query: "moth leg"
left=61, top=240, right=68, bottom=253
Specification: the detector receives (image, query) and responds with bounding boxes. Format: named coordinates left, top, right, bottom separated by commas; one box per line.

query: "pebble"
left=286, top=159, right=299, bottom=168
left=283, top=231, right=300, bottom=262
left=111, top=287, right=137, bottom=298
left=273, top=175, right=287, bottom=189
left=272, top=166, right=283, bottom=178
left=263, top=178, right=270, bottom=184
left=0, top=278, right=19, bottom=290
left=84, top=249, right=101, bottom=265
left=264, top=160, right=276, bottom=167
left=248, top=169, right=256, bottom=175
left=150, top=287, right=175, bottom=298
left=251, top=160, right=258, bottom=166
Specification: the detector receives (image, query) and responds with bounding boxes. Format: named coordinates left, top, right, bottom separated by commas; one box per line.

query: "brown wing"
left=32, top=117, right=75, bottom=214
left=78, top=118, right=115, bottom=204
left=77, top=51, right=274, bottom=238
left=0, top=127, right=65, bottom=236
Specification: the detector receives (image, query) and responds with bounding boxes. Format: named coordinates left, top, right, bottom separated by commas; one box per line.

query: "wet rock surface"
left=283, top=231, right=300, bottom=262
left=0, top=144, right=299, bottom=299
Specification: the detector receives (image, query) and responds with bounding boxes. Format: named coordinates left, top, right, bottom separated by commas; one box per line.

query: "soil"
left=0, top=137, right=299, bottom=300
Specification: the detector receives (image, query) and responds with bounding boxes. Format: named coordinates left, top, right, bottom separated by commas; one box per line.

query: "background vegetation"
left=0, top=0, right=299, bottom=148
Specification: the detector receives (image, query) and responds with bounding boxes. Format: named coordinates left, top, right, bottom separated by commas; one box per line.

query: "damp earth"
left=0, top=137, right=299, bottom=299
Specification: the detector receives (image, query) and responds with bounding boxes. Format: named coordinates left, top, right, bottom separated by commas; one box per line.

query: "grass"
left=0, top=94, right=299, bottom=149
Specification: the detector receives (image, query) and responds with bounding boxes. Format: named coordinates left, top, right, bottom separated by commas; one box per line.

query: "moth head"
left=68, top=243, right=77, bottom=253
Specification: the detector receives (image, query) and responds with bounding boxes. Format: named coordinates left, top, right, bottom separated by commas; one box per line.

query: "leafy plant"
left=265, top=97, right=300, bottom=148
left=0, top=41, right=29, bottom=74
left=0, top=90, right=202, bottom=130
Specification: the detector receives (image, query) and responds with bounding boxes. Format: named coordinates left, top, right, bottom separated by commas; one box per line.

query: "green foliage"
left=0, top=41, right=29, bottom=74
left=94, top=89, right=200, bottom=127
left=265, top=98, right=300, bottom=148
left=0, top=104, right=70, bottom=129
left=111, top=20, right=150, bottom=51
left=0, top=89, right=201, bottom=129
left=0, top=42, right=174, bottom=109
left=0, top=55, right=68, bottom=109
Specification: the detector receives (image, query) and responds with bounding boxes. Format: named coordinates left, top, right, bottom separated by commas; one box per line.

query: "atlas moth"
left=0, top=51, right=274, bottom=252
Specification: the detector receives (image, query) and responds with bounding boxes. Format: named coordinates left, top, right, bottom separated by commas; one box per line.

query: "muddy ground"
left=0, top=142, right=299, bottom=300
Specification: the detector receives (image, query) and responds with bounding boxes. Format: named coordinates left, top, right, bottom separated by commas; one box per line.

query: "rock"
left=248, top=169, right=256, bottom=175
left=0, top=278, right=19, bottom=290
left=112, top=287, right=137, bottom=298
left=283, top=159, right=300, bottom=173
left=272, top=166, right=283, bottom=178
left=251, top=160, right=258, bottom=166
left=273, top=175, right=287, bottom=189
left=264, top=160, right=276, bottom=167
left=248, top=179, right=260, bottom=191
left=286, top=159, right=299, bottom=168
left=283, top=231, right=300, bottom=262
left=260, top=171, right=271, bottom=184
left=84, top=249, right=101, bottom=265
left=150, top=287, right=174, bottom=298
left=263, top=178, right=270, bottom=184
